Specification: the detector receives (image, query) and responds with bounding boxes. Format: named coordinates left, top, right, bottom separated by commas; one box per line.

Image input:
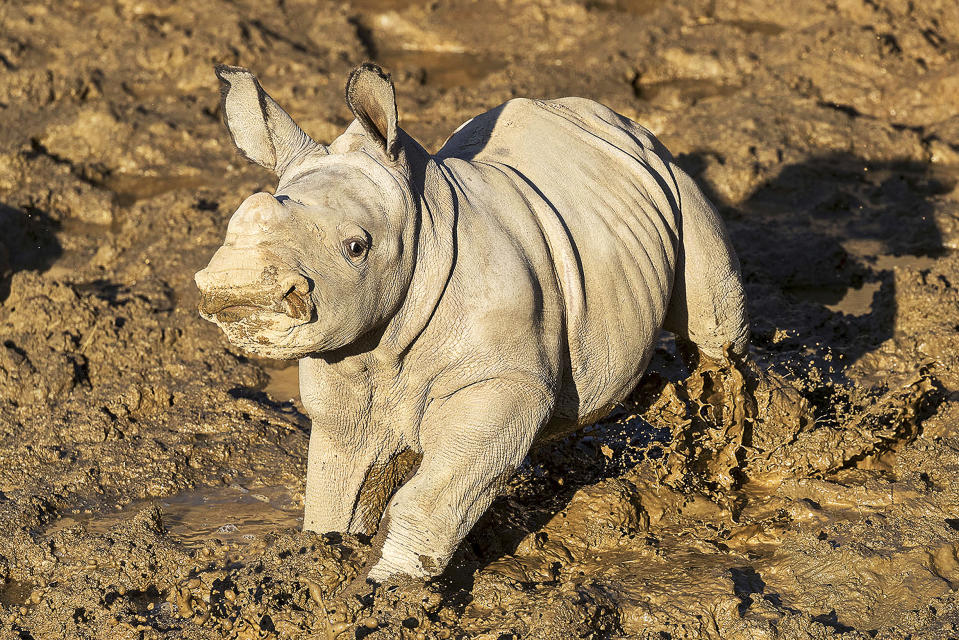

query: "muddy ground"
left=2, top=0, right=959, bottom=637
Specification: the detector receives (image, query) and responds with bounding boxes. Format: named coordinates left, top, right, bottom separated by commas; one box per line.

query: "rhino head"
left=195, top=64, right=421, bottom=360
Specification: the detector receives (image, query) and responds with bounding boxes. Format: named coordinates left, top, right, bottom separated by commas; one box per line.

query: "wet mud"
left=2, top=0, right=959, bottom=638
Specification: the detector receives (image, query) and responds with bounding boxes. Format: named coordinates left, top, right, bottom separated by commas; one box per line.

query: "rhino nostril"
left=278, top=273, right=311, bottom=297
left=277, top=274, right=312, bottom=320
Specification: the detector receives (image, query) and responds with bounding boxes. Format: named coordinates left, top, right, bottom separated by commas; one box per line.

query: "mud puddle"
left=373, top=48, right=507, bottom=90
left=347, top=0, right=420, bottom=12
left=264, top=364, right=300, bottom=404
left=0, top=579, right=36, bottom=608
left=787, top=281, right=882, bottom=315
left=40, top=173, right=210, bottom=279
left=870, top=252, right=943, bottom=271
left=722, top=19, right=786, bottom=35
left=48, top=484, right=302, bottom=549
left=788, top=249, right=945, bottom=315
left=634, top=77, right=741, bottom=105
left=580, top=0, right=661, bottom=14
left=351, top=1, right=508, bottom=90
left=99, top=173, right=206, bottom=207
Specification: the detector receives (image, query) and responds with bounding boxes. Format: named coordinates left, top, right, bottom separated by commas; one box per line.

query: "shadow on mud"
left=0, top=203, right=62, bottom=302
left=227, top=386, right=311, bottom=432
left=688, top=151, right=950, bottom=370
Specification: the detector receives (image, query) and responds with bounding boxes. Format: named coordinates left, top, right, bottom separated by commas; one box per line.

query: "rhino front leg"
left=367, top=379, right=552, bottom=581
left=303, top=429, right=398, bottom=536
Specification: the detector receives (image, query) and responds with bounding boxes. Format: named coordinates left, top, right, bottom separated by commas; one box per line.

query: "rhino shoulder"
left=437, top=98, right=586, bottom=161
left=437, top=96, right=667, bottom=167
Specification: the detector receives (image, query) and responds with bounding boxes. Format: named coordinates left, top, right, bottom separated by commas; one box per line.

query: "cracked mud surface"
left=2, top=0, right=959, bottom=638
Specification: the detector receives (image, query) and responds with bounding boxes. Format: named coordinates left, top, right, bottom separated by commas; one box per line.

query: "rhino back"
left=437, top=98, right=682, bottom=425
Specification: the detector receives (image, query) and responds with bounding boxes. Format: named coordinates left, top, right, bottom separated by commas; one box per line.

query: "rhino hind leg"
left=367, top=378, right=552, bottom=581
left=663, top=168, right=749, bottom=363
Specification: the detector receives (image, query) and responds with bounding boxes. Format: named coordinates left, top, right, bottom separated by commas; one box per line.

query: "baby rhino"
left=195, top=63, right=748, bottom=582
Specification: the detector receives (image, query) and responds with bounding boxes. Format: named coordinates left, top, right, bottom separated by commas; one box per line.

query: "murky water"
left=635, top=77, right=741, bottom=104
left=264, top=363, right=300, bottom=404
left=723, top=19, right=786, bottom=35
left=0, top=579, right=36, bottom=607
left=49, top=485, right=302, bottom=549
left=584, top=0, right=661, bottom=14
left=788, top=249, right=944, bottom=315
left=788, top=281, right=882, bottom=315
left=100, top=174, right=206, bottom=207
left=373, top=49, right=507, bottom=90
left=347, top=0, right=421, bottom=12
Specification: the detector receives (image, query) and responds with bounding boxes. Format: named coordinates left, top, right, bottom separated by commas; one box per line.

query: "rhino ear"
left=345, top=63, right=399, bottom=161
left=214, top=64, right=327, bottom=174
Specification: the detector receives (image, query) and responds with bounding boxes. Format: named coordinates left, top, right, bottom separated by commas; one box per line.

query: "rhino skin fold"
left=195, top=62, right=749, bottom=582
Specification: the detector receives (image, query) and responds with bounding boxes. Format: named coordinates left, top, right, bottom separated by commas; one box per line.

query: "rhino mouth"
left=199, top=290, right=312, bottom=324
left=213, top=304, right=264, bottom=323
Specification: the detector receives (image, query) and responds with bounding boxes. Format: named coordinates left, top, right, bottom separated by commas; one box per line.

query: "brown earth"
left=2, top=0, right=959, bottom=638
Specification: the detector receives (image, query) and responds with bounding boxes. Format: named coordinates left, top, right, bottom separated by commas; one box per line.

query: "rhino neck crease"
left=381, top=153, right=457, bottom=359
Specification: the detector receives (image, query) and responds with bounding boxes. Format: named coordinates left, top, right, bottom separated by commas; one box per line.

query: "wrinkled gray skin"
left=195, top=63, right=749, bottom=581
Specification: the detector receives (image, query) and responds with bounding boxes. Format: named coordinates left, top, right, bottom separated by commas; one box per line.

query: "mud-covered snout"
left=195, top=263, right=313, bottom=324
left=195, top=192, right=314, bottom=325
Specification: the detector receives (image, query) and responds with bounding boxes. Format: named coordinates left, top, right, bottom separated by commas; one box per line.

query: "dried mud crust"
left=2, top=0, right=959, bottom=638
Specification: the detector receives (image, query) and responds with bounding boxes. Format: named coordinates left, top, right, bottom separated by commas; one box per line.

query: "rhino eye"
left=342, top=236, right=369, bottom=262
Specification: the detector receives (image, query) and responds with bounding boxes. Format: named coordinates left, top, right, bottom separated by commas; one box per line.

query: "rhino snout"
left=195, top=269, right=313, bottom=323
